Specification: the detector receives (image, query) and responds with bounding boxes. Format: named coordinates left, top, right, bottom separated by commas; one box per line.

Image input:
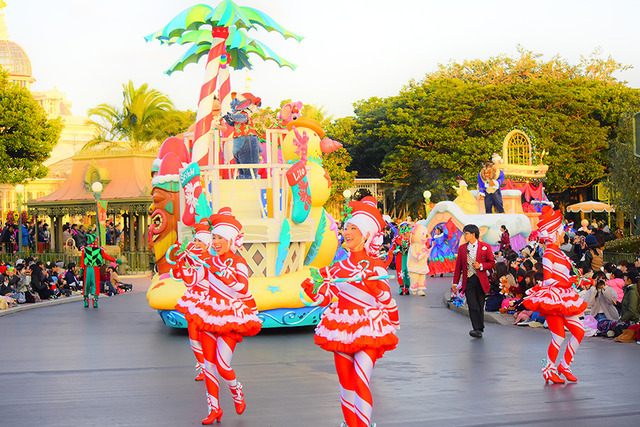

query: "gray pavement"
left=1, top=274, right=639, bottom=427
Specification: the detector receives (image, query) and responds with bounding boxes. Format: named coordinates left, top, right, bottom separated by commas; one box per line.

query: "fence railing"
left=0, top=250, right=154, bottom=275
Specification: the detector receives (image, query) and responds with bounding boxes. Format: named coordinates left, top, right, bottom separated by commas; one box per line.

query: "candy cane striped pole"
left=192, top=27, right=229, bottom=166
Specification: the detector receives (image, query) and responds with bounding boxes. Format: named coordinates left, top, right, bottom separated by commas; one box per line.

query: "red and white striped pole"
left=191, top=27, right=229, bottom=166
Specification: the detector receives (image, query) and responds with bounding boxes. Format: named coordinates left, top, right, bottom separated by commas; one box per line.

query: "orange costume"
left=303, top=196, right=399, bottom=427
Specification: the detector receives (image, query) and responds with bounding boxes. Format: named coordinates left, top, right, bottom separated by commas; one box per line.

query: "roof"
left=28, top=152, right=155, bottom=207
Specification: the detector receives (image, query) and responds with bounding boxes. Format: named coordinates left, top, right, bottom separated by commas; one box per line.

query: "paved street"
left=1, top=275, right=639, bottom=427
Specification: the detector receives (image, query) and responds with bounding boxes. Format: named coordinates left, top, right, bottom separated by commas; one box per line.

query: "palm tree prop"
left=146, top=0, right=302, bottom=166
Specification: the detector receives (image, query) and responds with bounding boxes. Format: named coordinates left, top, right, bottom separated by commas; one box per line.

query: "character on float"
left=171, top=218, right=215, bottom=382
left=478, top=161, right=505, bottom=213
left=80, top=233, right=120, bottom=308
left=223, top=93, right=262, bottom=179
left=427, top=221, right=458, bottom=275
left=453, top=175, right=479, bottom=215
left=523, top=206, right=587, bottom=384
left=190, top=207, right=262, bottom=424
left=407, top=223, right=430, bottom=296
left=302, top=196, right=399, bottom=427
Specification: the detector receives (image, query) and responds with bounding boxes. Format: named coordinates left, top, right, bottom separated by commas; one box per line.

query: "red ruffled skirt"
left=314, top=306, right=398, bottom=359
left=191, top=296, right=262, bottom=342
left=175, top=286, right=208, bottom=318
left=523, top=284, right=587, bottom=317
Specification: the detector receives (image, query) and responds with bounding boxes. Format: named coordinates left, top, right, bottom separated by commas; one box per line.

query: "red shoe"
left=195, top=370, right=205, bottom=381
left=542, top=361, right=565, bottom=384
left=231, top=382, right=246, bottom=415
left=201, top=408, right=222, bottom=424
left=557, top=365, right=578, bottom=382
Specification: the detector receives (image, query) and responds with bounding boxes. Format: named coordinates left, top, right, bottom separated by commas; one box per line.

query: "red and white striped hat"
left=537, top=205, right=563, bottom=244
left=193, top=217, right=212, bottom=246
left=344, top=196, right=386, bottom=256
left=210, top=207, right=244, bottom=252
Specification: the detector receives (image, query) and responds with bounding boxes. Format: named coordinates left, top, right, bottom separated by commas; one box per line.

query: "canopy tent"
left=566, top=201, right=615, bottom=213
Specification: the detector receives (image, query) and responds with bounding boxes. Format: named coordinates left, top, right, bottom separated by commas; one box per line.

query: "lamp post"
left=15, top=184, right=24, bottom=253
left=343, top=189, right=352, bottom=204
left=423, top=190, right=432, bottom=218
left=91, top=181, right=103, bottom=245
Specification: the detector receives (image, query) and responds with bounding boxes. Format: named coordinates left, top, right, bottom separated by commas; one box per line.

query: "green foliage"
left=322, top=147, right=356, bottom=208
left=336, top=49, right=640, bottom=212
left=605, top=235, right=640, bottom=254
left=86, top=81, right=188, bottom=152
left=0, top=70, right=61, bottom=184
left=603, top=112, right=640, bottom=217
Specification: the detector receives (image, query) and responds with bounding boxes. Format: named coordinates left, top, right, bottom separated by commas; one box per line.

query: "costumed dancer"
left=452, top=176, right=479, bottom=215
left=427, top=224, right=457, bottom=275
left=190, top=207, right=262, bottom=424
left=172, top=218, right=215, bottom=382
left=80, top=233, right=120, bottom=308
left=523, top=206, right=587, bottom=383
left=302, top=196, right=399, bottom=427
left=385, top=223, right=412, bottom=295
left=407, top=223, right=430, bottom=296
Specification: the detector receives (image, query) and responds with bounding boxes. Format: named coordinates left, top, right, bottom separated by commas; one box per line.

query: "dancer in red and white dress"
left=173, top=218, right=213, bottom=382
left=189, top=207, right=262, bottom=424
left=302, top=196, right=399, bottom=427
left=524, top=206, right=587, bottom=383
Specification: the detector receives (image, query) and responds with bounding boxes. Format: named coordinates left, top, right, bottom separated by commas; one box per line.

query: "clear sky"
left=4, top=0, right=640, bottom=119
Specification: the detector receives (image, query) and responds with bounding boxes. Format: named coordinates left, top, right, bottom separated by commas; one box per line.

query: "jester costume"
left=303, top=196, right=399, bottom=427
left=80, top=234, right=118, bottom=308
left=523, top=206, right=587, bottom=383
left=385, top=223, right=411, bottom=295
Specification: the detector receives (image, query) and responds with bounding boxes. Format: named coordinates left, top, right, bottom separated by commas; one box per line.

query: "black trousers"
left=484, top=191, right=504, bottom=213
left=466, top=274, right=485, bottom=332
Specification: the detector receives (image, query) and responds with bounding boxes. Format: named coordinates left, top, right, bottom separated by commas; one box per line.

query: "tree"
left=0, top=70, right=61, bottom=184
left=337, top=49, right=640, bottom=211
left=86, top=81, right=181, bottom=152
left=604, top=112, right=640, bottom=220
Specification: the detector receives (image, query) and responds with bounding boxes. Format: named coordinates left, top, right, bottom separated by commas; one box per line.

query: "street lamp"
left=423, top=190, right=432, bottom=218
left=15, top=184, right=24, bottom=253
left=343, top=189, right=352, bottom=203
left=92, top=181, right=103, bottom=245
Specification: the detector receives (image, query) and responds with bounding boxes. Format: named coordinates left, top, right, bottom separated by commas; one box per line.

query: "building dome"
left=0, top=39, right=32, bottom=77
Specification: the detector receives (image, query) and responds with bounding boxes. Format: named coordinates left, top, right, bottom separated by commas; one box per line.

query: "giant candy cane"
left=192, top=27, right=229, bottom=166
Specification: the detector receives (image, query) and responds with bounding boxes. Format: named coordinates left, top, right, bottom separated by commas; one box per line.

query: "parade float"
left=421, top=128, right=550, bottom=263
left=145, top=1, right=340, bottom=328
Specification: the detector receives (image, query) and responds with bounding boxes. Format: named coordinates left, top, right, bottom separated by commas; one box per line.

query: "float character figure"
left=523, top=206, right=587, bottom=383
left=172, top=218, right=215, bottom=381
left=190, top=207, right=262, bottom=424
left=302, top=196, right=399, bottom=427
left=478, top=161, right=505, bottom=213
left=385, top=223, right=412, bottom=295
left=407, top=223, right=430, bottom=296
left=80, top=233, right=120, bottom=308
left=223, top=93, right=262, bottom=179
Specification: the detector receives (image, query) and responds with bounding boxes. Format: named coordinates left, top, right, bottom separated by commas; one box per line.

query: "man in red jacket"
left=452, top=224, right=496, bottom=338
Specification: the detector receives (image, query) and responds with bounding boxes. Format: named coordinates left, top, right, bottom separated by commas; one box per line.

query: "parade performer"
left=478, top=161, right=505, bottom=213
left=80, top=233, right=119, bottom=308
left=302, top=196, right=399, bottom=427
left=453, top=176, right=479, bottom=215
left=189, top=207, right=262, bottom=424
left=385, top=222, right=412, bottom=295
left=427, top=222, right=458, bottom=275
left=172, top=218, right=215, bottom=382
left=523, top=206, right=587, bottom=384
left=407, top=223, right=430, bottom=296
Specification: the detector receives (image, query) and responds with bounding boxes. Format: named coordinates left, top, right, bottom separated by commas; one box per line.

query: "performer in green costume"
left=80, top=233, right=120, bottom=308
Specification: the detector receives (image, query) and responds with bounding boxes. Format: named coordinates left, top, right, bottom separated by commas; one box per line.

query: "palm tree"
left=146, top=0, right=302, bottom=164
left=86, top=81, right=175, bottom=153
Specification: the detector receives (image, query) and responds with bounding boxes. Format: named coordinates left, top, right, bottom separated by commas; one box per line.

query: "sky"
left=4, top=0, right=640, bottom=120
